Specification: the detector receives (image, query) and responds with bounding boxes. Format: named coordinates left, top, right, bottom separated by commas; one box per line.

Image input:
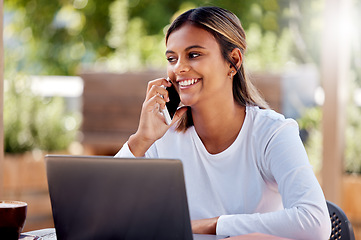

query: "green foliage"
left=104, top=0, right=307, bottom=72
left=298, top=105, right=361, bottom=175
left=345, top=104, right=361, bottom=174
left=297, top=107, right=323, bottom=173
left=4, top=70, right=80, bottom=153
left=246, top=24, right=294, bottom=72
left=5, top=0, right=114, bottom=75
left=5, top=0, right=324, bottom=75
left=8, top=0, right=358, bottom=78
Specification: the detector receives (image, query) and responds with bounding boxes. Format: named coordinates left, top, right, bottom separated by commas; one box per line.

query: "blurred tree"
left=4, top=0, right=327, bottom=75
left=3, top=63, right=80, bottom=153
left=5, top=0, right=114, bottom=75
left=106, top=0, right=303, bottom=72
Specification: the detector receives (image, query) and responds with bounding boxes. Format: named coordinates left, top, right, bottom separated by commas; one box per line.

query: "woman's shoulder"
left=246, top=105, right=299, bottom=134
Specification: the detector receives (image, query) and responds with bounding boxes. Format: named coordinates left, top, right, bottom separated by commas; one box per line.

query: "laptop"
left=45, top=155, right=228, bottom=240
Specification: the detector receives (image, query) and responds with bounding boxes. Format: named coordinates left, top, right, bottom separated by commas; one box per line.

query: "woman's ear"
left=229, top=48, right=243, bottom=71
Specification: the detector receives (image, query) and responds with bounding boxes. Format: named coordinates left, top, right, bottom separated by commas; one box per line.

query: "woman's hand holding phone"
left=128, top=78, right=186, bottom=157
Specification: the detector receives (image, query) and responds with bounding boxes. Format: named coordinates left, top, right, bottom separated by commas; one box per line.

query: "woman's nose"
left=173, top=58, right=190, bottom=74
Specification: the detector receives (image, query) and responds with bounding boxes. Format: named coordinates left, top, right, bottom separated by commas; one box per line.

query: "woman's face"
left=166, top=23, right=232, bottom=108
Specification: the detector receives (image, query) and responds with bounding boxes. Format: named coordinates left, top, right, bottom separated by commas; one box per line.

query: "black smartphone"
left=162, top=80, right=181, bottom=125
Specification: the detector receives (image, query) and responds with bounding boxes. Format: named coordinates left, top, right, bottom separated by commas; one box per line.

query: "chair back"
left=327, top=200, right=355, bottom=240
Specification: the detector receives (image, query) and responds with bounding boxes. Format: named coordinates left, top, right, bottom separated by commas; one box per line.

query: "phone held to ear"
left=161, top=78, right=181, bottom=125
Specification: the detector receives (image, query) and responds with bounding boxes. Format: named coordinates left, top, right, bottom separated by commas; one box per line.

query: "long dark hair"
left=166, top=6, right=269, bottom=131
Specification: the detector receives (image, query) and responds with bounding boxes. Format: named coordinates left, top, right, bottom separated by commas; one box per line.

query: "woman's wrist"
left=128, top=133, right=155, bottom=157
left=191, top=217, right=219, bottom=235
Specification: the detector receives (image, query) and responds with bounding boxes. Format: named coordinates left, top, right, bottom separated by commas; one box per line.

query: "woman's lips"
left=178, top=78, right=201, bottom=87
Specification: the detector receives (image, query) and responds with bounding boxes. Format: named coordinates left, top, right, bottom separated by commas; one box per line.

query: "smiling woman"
left=115, top=6, right=331, bottom=239
left=166, top=24, right=233, bottom=114
left=164, top=8, right=269, bottom=132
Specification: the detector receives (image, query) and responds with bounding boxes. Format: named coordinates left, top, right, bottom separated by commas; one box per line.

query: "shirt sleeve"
left=114, top=142, right=136, bottom=158
left=216, top=121, right=331, bottom=239
left=114, top=141, right=159, bottom=158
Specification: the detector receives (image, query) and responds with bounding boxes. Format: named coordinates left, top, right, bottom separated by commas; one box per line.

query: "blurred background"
left=2, top=0, right=361, bottom=237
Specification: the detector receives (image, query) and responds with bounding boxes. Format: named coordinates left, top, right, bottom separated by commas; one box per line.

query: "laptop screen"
left=46, top=155, right=193, bottom=240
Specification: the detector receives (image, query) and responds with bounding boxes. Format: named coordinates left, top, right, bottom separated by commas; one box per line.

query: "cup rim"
left=0, top=200, right=28, bottom=207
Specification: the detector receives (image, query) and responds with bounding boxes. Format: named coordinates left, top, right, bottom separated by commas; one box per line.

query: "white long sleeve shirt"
left=115, top=106, right=331, bottom=239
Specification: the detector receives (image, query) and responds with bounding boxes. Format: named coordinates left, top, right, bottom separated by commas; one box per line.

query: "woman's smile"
left=177, top=78, right=202, bottom=88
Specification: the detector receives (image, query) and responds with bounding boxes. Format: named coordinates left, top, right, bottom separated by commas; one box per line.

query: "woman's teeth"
left=179, top=78, right=199, bottom=87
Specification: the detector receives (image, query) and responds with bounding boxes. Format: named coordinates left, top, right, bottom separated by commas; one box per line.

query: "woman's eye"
left=167, top=56, right=176, bottom=63
left=189, top=52, right=201, bottom=58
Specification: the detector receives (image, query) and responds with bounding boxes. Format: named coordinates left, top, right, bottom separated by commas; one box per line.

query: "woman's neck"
left=192, top=101, right=246, bottom=154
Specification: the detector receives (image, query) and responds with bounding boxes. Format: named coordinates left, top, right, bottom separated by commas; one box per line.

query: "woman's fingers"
left=147, top=86, right=169, bottom=103
left=146, top=78, right=171, bottom=101
left=147, top=78, right=171, bottom=92
left=144, top=94, right=167, bottom=113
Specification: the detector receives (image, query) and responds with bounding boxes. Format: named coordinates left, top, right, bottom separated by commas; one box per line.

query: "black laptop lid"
left=46, top=155, right=193, bottom=240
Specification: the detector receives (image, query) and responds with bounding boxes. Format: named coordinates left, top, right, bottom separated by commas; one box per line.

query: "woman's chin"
left=179, top=96, right=195, bottom=107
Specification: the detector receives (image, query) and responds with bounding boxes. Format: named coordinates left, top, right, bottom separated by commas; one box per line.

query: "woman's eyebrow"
left=165, top=45, right=206, bottom=55
left=185, top=45, right=206, bottom=51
